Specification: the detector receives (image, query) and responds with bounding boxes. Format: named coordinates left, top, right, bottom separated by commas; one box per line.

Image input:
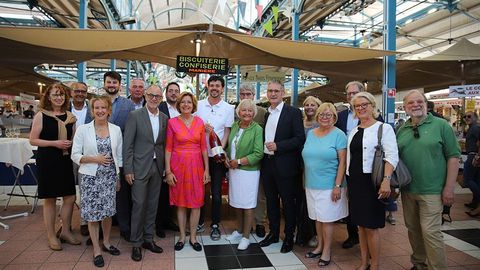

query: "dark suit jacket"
left=335, top=108, right=384, bottom=134
left=123, top=107, right=168, bottom=180
left=158, top=102, right=170, bottom=118
left=264, top=104, right=305, bottom=178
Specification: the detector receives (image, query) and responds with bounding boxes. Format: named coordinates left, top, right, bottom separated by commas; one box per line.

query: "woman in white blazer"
left=346, top=92, right=398, bottom=270
left=71, top=96, right=123, bottom=268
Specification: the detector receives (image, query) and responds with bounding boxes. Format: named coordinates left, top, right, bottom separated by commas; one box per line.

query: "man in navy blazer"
left=103, top=71, right=135, bottom=242
left=259, top=80, right=305, bottom=253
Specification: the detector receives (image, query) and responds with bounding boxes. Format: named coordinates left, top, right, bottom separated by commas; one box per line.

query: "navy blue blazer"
left=263, top=104, right=305, bottom=178
left=110, top=96, right=135, bottom=132
left=158, top=102, right=170, bottom=119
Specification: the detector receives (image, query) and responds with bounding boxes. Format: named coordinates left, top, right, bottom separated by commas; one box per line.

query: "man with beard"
left=397, top=90, right=459, bottom=270
left=155, top=82, right=181, bottom=238
left=129, top=78, right=145, bottom=110
left=103, top=71, right=135, bottom=242
left=69, top=81, right=93, bottom=237
left=196, top=75, right=235, bottom=240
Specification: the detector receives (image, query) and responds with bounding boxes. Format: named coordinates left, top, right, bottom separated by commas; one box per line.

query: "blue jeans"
left=464, top=154, right=480, bottom=204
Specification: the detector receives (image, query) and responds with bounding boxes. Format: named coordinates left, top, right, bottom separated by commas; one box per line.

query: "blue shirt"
left=302, top=127, right=347, bottom=190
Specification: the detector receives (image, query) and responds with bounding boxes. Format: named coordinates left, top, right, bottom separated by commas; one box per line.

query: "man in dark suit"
left=155, top=82, right=181, bottom=238
left=124, top=85, right=168, bottom=261
left=103, top=71, right=136, bottom=242
left=259, top=80, right=305, bottom=253
left=335, top=80, right=383, bottom=249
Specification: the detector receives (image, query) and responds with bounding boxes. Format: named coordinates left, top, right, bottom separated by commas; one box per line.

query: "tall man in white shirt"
left=123, top=85, right=168, bottom=261
left=258, top=80, right=305, bottom=253
left=196, top=75, right=235, bottom=240
left=129, top=78, right=145, bottom=110
left=69, top=81, right=93, bottom=237
left=155, top=82, right=181, bottom=238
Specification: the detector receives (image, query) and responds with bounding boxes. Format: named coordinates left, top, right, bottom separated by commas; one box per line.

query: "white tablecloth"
left=0, top=138, right=34, bottom=173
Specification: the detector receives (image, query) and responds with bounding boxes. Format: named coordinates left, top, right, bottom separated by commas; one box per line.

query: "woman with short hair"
left=224, top=99, right=264, bottom=250
left=71, top=96, right=123, bottom=267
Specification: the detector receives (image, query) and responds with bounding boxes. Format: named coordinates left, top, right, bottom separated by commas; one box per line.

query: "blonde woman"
left=302, top=103, right=348, bottom=266
left=347, top=92, right=398, bottom=270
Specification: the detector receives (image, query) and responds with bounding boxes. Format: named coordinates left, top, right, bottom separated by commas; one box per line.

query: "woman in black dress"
left=30, top=83, right=79, bottom=251
left=346, top=92, right=398, bottom=270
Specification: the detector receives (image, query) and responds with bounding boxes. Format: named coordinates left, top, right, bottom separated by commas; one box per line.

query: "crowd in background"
left=28, top=71, right=463, bottom=270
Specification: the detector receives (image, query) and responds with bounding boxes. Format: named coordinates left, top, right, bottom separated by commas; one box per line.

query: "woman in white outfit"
left=225, top=99, right=264, bottom=250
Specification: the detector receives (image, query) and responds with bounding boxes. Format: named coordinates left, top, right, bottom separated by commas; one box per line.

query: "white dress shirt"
left=264, top=101, right=284, bottom=155
left=71, top=101, right=88, bottom=128
left=346, top=109, right=359, bottom=137
left=196, top=99, right=235, bottom=157
left=148, top=109, right=160, bottom=159
left=167, top=102, right=180, bottom=118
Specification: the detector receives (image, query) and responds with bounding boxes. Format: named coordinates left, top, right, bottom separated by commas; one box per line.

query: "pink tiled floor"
left=0, top=194, right=479, bottom=269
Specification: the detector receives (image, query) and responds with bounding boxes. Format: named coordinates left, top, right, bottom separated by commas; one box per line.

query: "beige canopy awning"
left=0, top=23, right=395, bottom=96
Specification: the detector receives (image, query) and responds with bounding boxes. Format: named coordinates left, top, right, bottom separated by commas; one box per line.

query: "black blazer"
left=158, top=102, right=170, bottom=119
left=264, top=104, right=305, bottom=178
left=335, top=109, right=384, bottom=134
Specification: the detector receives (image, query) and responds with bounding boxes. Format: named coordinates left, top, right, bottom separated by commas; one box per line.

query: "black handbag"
left=371, top=124, right=412, bottom=191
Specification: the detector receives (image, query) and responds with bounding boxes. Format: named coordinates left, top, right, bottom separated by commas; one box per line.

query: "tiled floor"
left=0, top=187, right=480, bottom=269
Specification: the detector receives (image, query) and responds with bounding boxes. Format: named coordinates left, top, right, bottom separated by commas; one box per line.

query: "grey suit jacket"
left=123, top=107, right=168, bottom=180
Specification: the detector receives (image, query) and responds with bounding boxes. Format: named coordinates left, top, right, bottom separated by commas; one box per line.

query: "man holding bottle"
left=196, top=75, right=235, bottom=240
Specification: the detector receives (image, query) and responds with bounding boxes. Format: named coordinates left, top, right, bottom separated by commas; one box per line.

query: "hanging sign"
left=466, top=99, right=476, bottom=111
left=243, top=71, right=284, bottom=82
left=449, top=84, right=480, bottom=97
left=387, top=88, right=396, bottom=98
left=176, top=55, right=228, bottom=75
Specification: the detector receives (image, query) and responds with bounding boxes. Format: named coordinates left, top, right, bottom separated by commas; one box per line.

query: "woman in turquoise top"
left=302, top=103, right=348, bottom=267
left=224, top=99, right=264, bottom=250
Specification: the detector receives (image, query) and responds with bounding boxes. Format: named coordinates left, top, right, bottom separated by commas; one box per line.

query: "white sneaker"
left=237, top=237, right=250, bottom=250
left=225, top=230, right=242, bottom=241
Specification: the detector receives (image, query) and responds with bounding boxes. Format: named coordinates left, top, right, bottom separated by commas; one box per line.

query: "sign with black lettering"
left=176, top=55, right=228, bottom=75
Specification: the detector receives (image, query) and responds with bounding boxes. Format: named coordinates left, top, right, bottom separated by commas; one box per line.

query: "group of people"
left=29, top=72, right=460, bottom=270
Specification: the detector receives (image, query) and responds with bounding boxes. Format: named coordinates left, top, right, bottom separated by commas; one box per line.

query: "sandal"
left=318, top=257, right=331, bottom=267
left=305, top=251, right=322, bottom=258
left=93, top=255, right=104, bottom=267
left=174, top=241, right=185, bottom=251
left=102, top=245, right=120, bottom=256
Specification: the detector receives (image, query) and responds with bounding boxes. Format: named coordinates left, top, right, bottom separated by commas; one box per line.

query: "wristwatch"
left=384, top=175, right=392, bottom=180
left=334, top=184, right=342, bottom=188
left=237, top=159, right=241, bottom=165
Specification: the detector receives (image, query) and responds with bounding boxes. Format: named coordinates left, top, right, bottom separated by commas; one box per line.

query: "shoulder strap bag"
left=371, top=124, right=412, bottom=191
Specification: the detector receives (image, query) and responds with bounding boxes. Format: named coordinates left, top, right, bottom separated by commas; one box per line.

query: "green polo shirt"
left=396, top=113, right=460, bottom=194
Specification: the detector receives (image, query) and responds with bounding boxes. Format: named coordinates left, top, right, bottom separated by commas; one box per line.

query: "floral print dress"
left=80, top=135, right=117, bottom=222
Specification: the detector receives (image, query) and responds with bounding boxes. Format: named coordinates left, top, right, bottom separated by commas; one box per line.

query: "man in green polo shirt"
left=397, top=90, right=460, bottom=270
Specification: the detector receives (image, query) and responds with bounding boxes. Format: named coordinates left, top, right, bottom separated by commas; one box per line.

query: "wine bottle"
left=209, top=130, right=226, bottom=163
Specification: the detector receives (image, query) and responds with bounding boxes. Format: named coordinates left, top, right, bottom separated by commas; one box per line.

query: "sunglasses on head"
left=413, top=126, right=420, bottom=139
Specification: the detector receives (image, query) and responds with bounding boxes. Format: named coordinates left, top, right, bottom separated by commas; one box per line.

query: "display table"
left=0, top=138, right=34, bottom=229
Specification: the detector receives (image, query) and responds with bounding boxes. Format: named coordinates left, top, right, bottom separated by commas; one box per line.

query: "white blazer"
left=346, top=121, right=398, bottom=176
left=71, top=121, right=123, bottom=176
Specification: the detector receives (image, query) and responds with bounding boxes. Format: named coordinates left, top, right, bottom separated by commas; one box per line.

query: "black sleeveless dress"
left=36, top=113, right=75, bottom=199
left=347, top=127, right=385, bottom=229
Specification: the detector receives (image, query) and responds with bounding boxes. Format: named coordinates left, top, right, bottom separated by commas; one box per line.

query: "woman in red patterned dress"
left=165, top=92, right=210, bottom=252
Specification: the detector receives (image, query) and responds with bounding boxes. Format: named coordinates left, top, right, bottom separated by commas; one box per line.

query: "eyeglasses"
left=50, top=93, right=65, bottom=98
left=267, top=89, right=281, bottom=94
left=73, top=90, right=87, bottom=94
left=146, top=93, right=162, bottom=100
left=354, top=102, right=371, bottom=110
left=463, top=115, right=473, bottom=119
left=319, top=113, right=334, bottom=119
left=413, top=125, right=420, bottom=139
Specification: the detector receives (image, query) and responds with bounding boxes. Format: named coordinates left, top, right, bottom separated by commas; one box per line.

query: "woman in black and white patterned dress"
left=71, top=96, right=123, bottom=267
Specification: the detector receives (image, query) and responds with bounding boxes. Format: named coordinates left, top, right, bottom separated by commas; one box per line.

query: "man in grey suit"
left=103, top=71, right=136, bottom=242
left=123, top=85, right=168, bottom=262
